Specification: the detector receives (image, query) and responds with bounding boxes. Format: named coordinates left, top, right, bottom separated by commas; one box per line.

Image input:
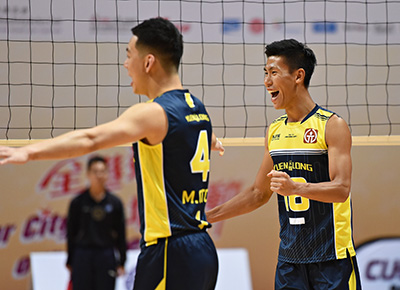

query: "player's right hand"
left=0, top=146, right=29, bottom=165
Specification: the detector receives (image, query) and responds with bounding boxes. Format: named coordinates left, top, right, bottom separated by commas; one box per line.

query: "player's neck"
left=285, top=92, right=315, bottom=123
left=147, top=72, right=183, bottom=100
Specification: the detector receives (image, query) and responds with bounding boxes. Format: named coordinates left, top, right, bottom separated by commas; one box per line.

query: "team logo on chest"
left=303, top=128, right=318, bottom=143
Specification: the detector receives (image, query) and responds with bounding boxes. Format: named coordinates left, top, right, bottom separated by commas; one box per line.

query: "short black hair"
left=87, top=155, right=107, bottom=171
left=265, top=39, right=317, bottom=88
left=131, top=17, right=183, bottom=72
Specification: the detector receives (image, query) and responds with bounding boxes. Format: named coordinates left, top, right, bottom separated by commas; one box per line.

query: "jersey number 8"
left=284, top=177, right=310, bottom=212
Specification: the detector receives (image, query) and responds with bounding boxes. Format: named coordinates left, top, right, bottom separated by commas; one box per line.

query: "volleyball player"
left=207, top=39, right=362, bottom=289
left=0, top=17, right=224, bottom=290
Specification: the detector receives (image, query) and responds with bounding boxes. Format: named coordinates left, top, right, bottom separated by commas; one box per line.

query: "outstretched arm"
left=267, top=115, right=352, bottom=203
left=0, top=102, right=167, bottom=165
left=207, top=135, right=274, bottom=223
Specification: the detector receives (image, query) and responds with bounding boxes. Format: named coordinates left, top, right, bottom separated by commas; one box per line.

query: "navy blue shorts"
left=71, top=247, right=116, bottom=290
left=275, top=255, right=362, bottom=290
left=133, top=231, right=218, bottom=290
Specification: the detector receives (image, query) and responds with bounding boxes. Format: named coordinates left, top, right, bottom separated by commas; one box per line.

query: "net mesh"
left=1, top=0, right=400, bottom=145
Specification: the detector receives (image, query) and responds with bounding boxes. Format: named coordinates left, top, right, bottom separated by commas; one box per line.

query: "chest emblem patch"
left=303, top=128, right=318, bottom=144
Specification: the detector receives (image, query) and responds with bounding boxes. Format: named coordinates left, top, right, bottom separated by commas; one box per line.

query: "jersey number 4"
left=190, top=130, right=210, bottom=229
left=190, top=130, right=210, bottom=182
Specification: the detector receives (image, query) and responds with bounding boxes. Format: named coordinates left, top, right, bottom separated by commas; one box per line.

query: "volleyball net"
left=1, top=0, right=400, bottom=146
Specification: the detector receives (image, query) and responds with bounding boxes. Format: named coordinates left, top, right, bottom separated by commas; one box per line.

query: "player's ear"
left=295, top=68, right=305, bottom=85
left=145, top=54, right=155, bottom=73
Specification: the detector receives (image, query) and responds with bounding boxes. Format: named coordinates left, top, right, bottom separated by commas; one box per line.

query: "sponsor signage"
left=31, top=249, right=253, bottom=290
left=0, top=147, right=244, bottom=289
left=357, top=237, right=400, bottom=290
left=0, top=0, right=399, bottom=44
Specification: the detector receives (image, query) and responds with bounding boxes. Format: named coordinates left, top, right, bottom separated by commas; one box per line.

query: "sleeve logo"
left=303, top=128, right=318, bottom=143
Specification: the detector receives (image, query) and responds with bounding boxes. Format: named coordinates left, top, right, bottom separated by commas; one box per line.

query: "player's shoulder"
left=326, top=113, right=350, bottom=133
left=314, top=106, right=335, bottom=121
left=322, top=105, right=348, bottom=126
left=325, top=114, right=351, bottom=147
left=128, top=99, right=166, bottom=120
left=314, top=106, right=350, bottom=137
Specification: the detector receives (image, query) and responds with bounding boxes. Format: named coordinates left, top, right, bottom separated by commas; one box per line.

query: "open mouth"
left=270, top=90, right=279, bottom=99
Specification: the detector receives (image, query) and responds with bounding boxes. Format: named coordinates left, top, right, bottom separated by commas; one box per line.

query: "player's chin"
left=272, top=98, right=285, bottom=110
left=131, top=83, right=138, bottom=94
left=272, top=103, right=283, bottom=110
left=271, top=96, right=282, bottom=109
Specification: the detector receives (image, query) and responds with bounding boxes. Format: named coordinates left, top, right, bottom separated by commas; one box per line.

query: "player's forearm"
left=207, top=186, right=270, bottom=223
left=296, top=180, right=351, bottom=203
left=25, top=129, right=98, bottom=161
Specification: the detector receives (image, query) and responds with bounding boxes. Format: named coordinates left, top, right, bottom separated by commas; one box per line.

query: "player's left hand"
left=0, top=146, right=29, bottom=165
left=267, top=170, right=297, bottom=196
left=212, top=138, right=225, bottom=156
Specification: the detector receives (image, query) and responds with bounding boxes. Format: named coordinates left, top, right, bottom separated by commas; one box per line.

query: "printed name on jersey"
left=185, top=113, right=210, bottom=122
left=274, top=160, right=313, bottom=172
left=303, top=128, right=318, bottom=144
left=182, top=188, right=208, bottom=204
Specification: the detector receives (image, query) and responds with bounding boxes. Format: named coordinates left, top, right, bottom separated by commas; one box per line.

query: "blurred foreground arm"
left=0, top=102, right=167, bottom=165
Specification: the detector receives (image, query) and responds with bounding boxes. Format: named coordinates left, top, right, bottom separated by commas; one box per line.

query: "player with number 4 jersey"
left=133, top=89, right=213, bottom=245
left=0, top=18, right=224, bottom=290
left=132, top=88, right=218, bottom=290
left=126, top=19, right=222, bottom=290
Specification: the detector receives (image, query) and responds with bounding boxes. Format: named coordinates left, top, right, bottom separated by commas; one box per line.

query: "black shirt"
left=66, top=189, right=127, bottom=266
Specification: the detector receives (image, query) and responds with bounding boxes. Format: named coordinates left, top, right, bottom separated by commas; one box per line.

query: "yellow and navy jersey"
left=132, top=89, right=212, bottom=247
left=268, top=105, right=356, bottom=263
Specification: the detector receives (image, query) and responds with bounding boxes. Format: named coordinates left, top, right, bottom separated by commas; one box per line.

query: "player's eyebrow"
left=264, top=64, right=278, bottom=72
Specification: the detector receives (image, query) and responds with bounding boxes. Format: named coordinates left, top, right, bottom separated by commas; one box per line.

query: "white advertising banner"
left=31, top=248, right=253, bottom=290
left=357, top=238, right=400, bottom=290
left=0, top=0, right=399, bottom=44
